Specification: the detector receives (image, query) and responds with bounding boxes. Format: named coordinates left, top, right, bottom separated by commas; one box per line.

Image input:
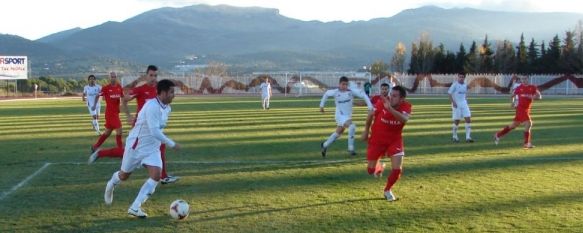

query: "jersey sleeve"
left=320, top=90, right=336, bottom=108
left=447, top=83, right=456, bottom=95
left=145, top=103, right=176, bottom=148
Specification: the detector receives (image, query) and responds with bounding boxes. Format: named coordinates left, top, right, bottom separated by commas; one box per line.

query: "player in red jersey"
left=361, top=85, right=411, bottom=202
left=89, top=72, right=124, bottom=159
left=494, top=76, right=542, bottom=149
left=370, top=83, right=390, bottom=105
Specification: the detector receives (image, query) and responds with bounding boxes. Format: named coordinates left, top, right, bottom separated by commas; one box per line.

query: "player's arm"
left=447, top=85, right=456, bottom=108
left=352, top=89, right=374, bottom=112
left=510, top=92, right=517, bottom=108
left=361, top=110, right=374, bottom=141
left=122, top=91, right=137, bottom=123
left=384, top=102, right=410, bottom=123
left=533, top=90, right=542, bottom=100
left=319, top=90, right=334, bottom=113
left=145, top=104, right=178, bottom=149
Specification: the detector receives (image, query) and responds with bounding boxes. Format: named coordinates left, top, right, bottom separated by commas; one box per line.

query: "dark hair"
left=157, top=79, right=175, bottom=94
left=87, top=74, right=96, bottom=80
left=458, top=72, right=466, bottom=77
left=339, top=76, right=349, bottom=83
left=392, top=85, right=407, bottom=98
left=147, top=65, right=158, bottom=73
left=380, top=83, right=389, bottom=88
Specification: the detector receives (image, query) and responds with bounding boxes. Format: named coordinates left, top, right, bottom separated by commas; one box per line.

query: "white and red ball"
left=169, top=199, right=189, bottom=220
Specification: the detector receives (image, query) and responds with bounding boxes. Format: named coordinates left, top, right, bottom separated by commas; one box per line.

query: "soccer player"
left=260, top=78, right=272, bottom=110
left=83, top=75, right=101, bottom=135
left=494, top=76, right=541, bottom=149
left=448, top=72, right=474, bottom=143
left=88, top=72, right=124, bottom=163
left=122, top=65, right=179, bottom=184
left=104, top=79, right=180, bottom=218
left=361, top=85, right=411, bottom=202
left=320, top=76, right=373, bottom=157
left=370, top=83, right=390, bottom=105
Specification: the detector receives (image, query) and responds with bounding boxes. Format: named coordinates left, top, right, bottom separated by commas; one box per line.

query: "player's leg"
left=452, top=107, right=460, bottom=142
left=129, top=154, right=162, bottom=218
left=266, top=95, right=270, bottom=109
left=523, top=119, right=534, bottom=149
left=262, top=96, right=267, bottom=110
left=464, top=117, right=473, bottom=142
left=321, top=116, right=346, bottom=157
left=366, top=144, right=386, bottom=177
left=93, top=128, right=113, bottom=151
left=160, top=144, right=180, bottom=184
left=345, top=119, right=357, bottom=156
left=88, top=106, right=99, bottom=134
left=104, top=147, right=136, bottom=205
left=115, top=127, right=123, bottom=148
left=94, top=103, right=101, bottom=134
left=384, top=153, right=404, bottom=202
left=495, top=119, right=521, bottom=144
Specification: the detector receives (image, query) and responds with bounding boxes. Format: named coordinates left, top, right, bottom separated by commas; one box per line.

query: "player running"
left=320, top=76, right=373, bottom=157
left=494, top=76, right=541, bottom=149
left=89, top=72, right=124, bottom=159
left=361, top=85, right=411, bottom=201
left=82, top=75, right=102, bottom=135
left=448, top=72, right=474, bottom=143
left=103, top=79, right=180, bottom=218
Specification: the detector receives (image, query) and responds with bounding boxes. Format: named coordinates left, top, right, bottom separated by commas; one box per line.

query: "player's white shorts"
left=120, top=143, right=162, bottom=173
left=261, top=94, right=270, bottom=100
left=335, top=114, right=352, bottom=127
left=452, top=105, right=471, bottom=120
left=87, top=103, right=101, bottom=116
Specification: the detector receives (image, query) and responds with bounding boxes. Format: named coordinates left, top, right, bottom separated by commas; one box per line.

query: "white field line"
left=0, top=97, right=79, bottom=102
left=0, top=162, right=52, bottom=201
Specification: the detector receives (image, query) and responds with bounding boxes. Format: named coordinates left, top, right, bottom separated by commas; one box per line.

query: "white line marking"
left=0, top=162, right=52, bottom=201
left=54, top=159, right=355, bottom=166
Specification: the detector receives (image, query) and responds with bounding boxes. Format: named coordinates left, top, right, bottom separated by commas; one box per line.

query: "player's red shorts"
left=513, top=109, right=531, bottom=123
left=105, top=114, right=122, bottom=129
left=367, top=140, right=404, bottom=161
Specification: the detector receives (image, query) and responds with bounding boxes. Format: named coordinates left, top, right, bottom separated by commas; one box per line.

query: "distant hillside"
left=2, top=4, right=582, bottom=74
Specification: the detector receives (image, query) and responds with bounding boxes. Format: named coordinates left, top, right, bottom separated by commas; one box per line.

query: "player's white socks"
left=452, top=123, right=458, bottom=139
left=465, top=123, right=472, bottom=139
left=92, top=119, right=100, bottom=132
left=324, top=132, right=339, bottom=148
left=348, top=123, right=356, bottom=151
left=131, top=178, right=158, bottom=209
left=108, top=171, right=122, bottom=186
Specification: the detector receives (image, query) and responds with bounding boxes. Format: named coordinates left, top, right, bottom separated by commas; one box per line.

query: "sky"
left=2, top=0, right=582, bottom=40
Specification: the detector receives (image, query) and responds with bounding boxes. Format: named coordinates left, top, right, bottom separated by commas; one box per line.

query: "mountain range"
left=1, top=4, right=582, bottom=75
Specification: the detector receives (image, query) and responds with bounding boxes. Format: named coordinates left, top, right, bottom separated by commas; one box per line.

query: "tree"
left=516, top=33, right=528, bottom=74
left=370, top=60, right=389, bottom=77
left=495, top=40, right=516, bottom=73
left=432, top=43, right=447, bottom=73
left=561, top=31, right=578, bottom=73
left=417, top=33, right=434, bottom=73
left=548, top=34, right=562, bottom=73
left=408, top=43, right=419, bottom=73
left=480, top=35, right=495, bottom=73
left=390, top=42, right=407, bottom=73
left=455, top=43, right=467, bottom=73
left=465, top=41, right=479, bottom=73
left=527, top=38, right=539, bottom=73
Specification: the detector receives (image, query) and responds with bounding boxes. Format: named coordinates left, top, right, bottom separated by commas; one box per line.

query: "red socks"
left=116, top=135, right=123, bottom=148
left=384, top=169, right=402, bottom=191
left=497, top=126, right=512, bottom=138
left=97, top=147, right=124, bottom=158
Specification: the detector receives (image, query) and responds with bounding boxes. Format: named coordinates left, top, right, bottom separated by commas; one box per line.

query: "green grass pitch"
left=0, top=96, right=582, bottom=232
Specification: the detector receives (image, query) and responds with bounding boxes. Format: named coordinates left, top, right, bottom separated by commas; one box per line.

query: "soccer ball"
left=169, top=199, right=189, bottom=220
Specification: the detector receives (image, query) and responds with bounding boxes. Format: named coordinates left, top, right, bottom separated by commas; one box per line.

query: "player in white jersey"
left=103, top=79, right=180, bottom=218
left=260, top=78, right=272, bottom=110
left=320, top=76, right=373, bottom=157
left=448, top=72, right=473, bottom=143
left=83, top=74, right=102, bottom=135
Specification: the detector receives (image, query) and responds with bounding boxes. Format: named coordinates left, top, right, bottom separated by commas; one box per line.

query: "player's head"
left=109, top=72, right=118, bottom=84
left=265, top=77, right=270, bottom=83
left=520, top=76, right=530, bottom=84
left=87, top=75, right=96, bottom=85
left=380, top=83, right=390, bottom=97
left=457, top=72, right=466, bottom=84
left=339, top=76, right=349, bottom=91
left=146, top=65, right=158, bottom=84
left=389, top=85, right=407, bottom=107
left=157, top=79, right=176, bottom=104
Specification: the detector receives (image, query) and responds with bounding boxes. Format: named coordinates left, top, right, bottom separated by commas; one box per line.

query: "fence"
left=121, top=73, right=583, bottom=96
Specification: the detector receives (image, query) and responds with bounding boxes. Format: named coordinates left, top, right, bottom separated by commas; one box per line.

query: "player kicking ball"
left=320, top=76, right=373, bottom=157
left=494, top=76, right=541, bottom=149
left=361, top=86, right=411, bottom=201
left=103, top=79, right=180, bottom=218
